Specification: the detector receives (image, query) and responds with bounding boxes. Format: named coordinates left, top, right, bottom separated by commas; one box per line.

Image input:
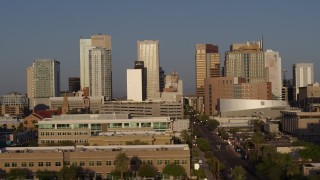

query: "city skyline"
left=0, top=1, right=319, bottom=97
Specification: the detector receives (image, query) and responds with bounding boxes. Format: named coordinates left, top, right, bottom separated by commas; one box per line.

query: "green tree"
left=163, top=163, right=186, bottom=178
left=231, top=166, right=246, bottom=180
left=180, top=129, right=190, bottom=144
left=251, top=131, right=265, bottom=145
left=115, top=152, right=129, bottom=180
left=7, top=168, right=31, bottom=180
left=58, top=165, right=82, bottom=180
left=206, top=119, right=220, bottom=131
left=138, top=164, right=158, bottom=178
left=196, top=138, right=212, bottom=152
left=207, top=157, right=224, bottom=178
left=36, top=170, right=58, bottom=180
left=130, top=156, right=142, bottom=178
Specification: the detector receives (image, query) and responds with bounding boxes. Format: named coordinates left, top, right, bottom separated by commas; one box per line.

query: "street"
left=194, top=121, right=259, bottom=180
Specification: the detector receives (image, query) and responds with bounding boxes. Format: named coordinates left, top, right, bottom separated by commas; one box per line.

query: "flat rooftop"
left=0, top=144, right=189, bottom=154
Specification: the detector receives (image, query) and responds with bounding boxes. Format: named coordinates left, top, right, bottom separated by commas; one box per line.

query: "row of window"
left=40, top=139, right=88, bottom=144
left=40, top=131, right=88, bottom=136
left=3, top=159, right=188, bottom=168
left=4, top=162, right=61, bottom=168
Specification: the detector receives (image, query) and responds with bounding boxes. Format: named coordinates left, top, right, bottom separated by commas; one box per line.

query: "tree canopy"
left=115, top=152, right=130, bottom=180
left=163, top=163, right=186, bottom=178
left=138, top=164, right=158, bottom=178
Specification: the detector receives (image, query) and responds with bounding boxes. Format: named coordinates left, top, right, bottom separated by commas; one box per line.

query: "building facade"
left=37, top=114, right=172, bottom=145
left=195, top=44, right=220, bottom=97
left=0, top=145, right=191, bottom=179
left=204, top=77, right=272, bottom=116
left=127, top=69, right=143, bottom=101
left=27, top=66, right=34, bottom=98
left=0, top=92, right=28, bottom=116
left=100, top=101, right=184, bottom=119
left=225, top=41, right=266, bottom=83
left=80, top=34, right=112, bottom=91
left=68, top=77, right=80, bottom=92
left=29, top=59, right=60, bottom=98
left=89, top=48, right=112, bottom=98
left=293, top=63, right=314, bottom=101
left=265, top=50, right=282, bottom=100
left=137, top=40, right=160, bottom=100
left=281, top=110, right=320, bottom=137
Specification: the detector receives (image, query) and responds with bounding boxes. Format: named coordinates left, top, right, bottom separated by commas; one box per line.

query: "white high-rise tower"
left=293, top=63, right=314, bottom=101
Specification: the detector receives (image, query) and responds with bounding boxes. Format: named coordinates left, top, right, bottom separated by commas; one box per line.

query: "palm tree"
left=115, top=152, right=129, bottom=180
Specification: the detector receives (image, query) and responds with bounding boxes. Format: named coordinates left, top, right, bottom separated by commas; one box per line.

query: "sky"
left=0, top=1, right=319, bottom=97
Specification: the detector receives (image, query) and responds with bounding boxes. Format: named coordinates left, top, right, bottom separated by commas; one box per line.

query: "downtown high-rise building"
left=80, top=34, right=112, bottom=98
left=265, top=50, right=282, bottom=100
left=137, top=40, right=160, bottom=99
left=68, top=77, right=80, bottom=92
left=89, top=48, right=112, bottom=99
left=225, top=41, right=283, bottom=100
left=225, top=41, right=266, bottom=83
left=28, top=59, right=60, bottom=98
left=293, top=63, right=314, bottom=101
left=195, top=44, right=220, bottom=97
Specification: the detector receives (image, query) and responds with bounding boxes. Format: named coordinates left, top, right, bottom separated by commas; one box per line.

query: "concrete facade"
left=204, top=77, right=272, bottom=116
left=281, top=110, right=320, bottom=136
left=100, top=101, right=184, bottom=119
left=127, top=69, right=143, bottom=101
left=195, top=44, right=220, bottom=98
left=293, top=63, right=314, bottom=101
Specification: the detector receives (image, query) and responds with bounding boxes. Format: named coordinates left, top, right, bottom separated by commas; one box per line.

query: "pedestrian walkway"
left=197, top=148, right=214, bottom=180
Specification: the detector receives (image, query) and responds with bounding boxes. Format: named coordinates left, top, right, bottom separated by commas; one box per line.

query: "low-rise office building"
left=37, top=114, right=172, bottom=145
left=281, top=110, right=320, bottom=137
left=0, top=144, right=191, bottom=179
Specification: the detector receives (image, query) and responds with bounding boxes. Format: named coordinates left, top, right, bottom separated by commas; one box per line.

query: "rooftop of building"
left=0, top=144, right=189, bottom=154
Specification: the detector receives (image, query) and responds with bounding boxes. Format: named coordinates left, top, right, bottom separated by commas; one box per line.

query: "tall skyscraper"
left=195, top=44, right=220, bottom=97
left=27, top=66, right=34, bottom=98
left=68, top=77, right=80, bottom=92
left=293, top=63, right=314, bottom=101
left=89, top=48, right=112, bottom=99
left=225, top=41, right=266, bottom=83
left=137, top=40, right=160, bottom=99
left=80, top=34, right=111, bottom=90
left=30, top=59, right=60, bottom=98
left=265, top=50, right=282, bottom=100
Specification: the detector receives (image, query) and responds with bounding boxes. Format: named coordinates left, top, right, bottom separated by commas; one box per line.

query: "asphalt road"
left=194, top=122, right=259, bottom=180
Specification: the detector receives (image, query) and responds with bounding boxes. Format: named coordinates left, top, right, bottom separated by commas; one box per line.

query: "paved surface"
left=194, top=122, right=260, bottom=180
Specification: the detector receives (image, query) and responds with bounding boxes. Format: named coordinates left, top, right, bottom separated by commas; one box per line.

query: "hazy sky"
left=0, top=1, right=319, bottom=97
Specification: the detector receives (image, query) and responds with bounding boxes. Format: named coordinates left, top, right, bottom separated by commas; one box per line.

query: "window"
left=72, top=162, right=77, bottom=166
left=157, top=160, right=162, bottom=165
left=4, top=162, right=10, bottom=167
left=55, top=162, right=61, bottom=167
left=174, top=160, right=180, bottom=165
left=147, top=160, right=153, bottom=165
left=45, top=162, right=51, bottom=167
left=57, top=124, right=70, bottom=129
left=79, top=161, right=85, bottom=167
left=165, top=160, right=170, bottom=165
left=96, top=161, right=102, bottom=166
left=91, top=124, right=101, bottom=130
left=89, top=161, right=94, bottom=166
left=12, top=162, right=17, bottom=167
left=38, top=162, right=44, bottom=167
left=181, top=160, right=187, bottom=165
left=106, top=161, right=112, bottom=166
left=64, top=161, right=70, bottom=166
left=29, top=162, right=34, bottom=167
left=21, top=162, right=27, bottom=167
